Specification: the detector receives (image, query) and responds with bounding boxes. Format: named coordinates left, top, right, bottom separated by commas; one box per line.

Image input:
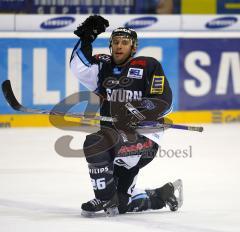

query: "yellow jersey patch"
left=150, top=75, right=165, bottom=94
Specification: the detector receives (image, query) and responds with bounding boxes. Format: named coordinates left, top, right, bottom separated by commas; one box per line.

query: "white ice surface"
left=0, top=124, right=239, bottom=232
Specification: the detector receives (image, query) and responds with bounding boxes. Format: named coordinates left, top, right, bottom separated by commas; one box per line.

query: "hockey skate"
left=146, top=179, right=183, bottom=211
left=165, top=179, right=183, bottom=211
left=81, top=193, right=119, bottom=217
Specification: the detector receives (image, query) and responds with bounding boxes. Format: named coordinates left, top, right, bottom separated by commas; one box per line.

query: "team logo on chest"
left=106, top=89, right=142, bottom=102
left=127, top=68, right=143, bottom=79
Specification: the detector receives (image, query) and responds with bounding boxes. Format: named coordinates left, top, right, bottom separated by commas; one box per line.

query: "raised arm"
left=70, top=15, right=109, bottom=91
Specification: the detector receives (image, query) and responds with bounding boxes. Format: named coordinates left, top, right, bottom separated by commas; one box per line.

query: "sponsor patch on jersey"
left=118, top=139, right=153, bottom=155
left=150, top=75, right=165, bottom=94
left=113, top=67, right=122, bottom=75
left=130, top=59, right=147, bottom=67
left=127, top=68, right=143, bottom=79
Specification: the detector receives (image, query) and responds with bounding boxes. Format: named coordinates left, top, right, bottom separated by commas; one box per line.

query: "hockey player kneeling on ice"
left=70, top=15, right=183, bottom=217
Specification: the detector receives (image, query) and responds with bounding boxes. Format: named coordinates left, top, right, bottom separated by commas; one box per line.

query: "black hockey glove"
left=74, top=15, right=109, bottom=42
left=110, top=98, right=171, bottom=142
left=113, top=98, right=170, bottom=125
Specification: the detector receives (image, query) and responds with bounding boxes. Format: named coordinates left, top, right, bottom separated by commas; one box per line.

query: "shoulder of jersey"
left=130, top=56, right=159, bottom=67
left=94, top=54, right=112, bottom=63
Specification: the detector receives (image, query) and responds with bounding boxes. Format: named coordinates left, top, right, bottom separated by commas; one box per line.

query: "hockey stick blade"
left=2, top=80, right=22, bottom=111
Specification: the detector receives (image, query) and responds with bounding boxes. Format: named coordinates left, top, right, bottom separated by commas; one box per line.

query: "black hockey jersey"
left=70, top=40, right=172, bottom=128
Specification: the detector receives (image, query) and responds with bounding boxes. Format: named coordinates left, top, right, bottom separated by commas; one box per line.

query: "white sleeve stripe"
left=70, top=40, right=81, bottom=62
left=76, top=49, right=91, bottom=67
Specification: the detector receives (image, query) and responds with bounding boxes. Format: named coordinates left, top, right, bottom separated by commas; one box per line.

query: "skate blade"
left=172, top=179, right=183, bottom=208
left=81, top=210, right=98, bottom=218
left=81, top=207, right=119, bottom=218
left=104, top=206, right=119, bottom=217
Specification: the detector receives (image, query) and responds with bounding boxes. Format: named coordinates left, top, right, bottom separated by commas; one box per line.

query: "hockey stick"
left=124, top=103, right=203, bottom=132
left=134, top=121, right=203, bottom=132
left=1, top=80, right=203, bottom=132
left=1, top=80, right=115, bottom=122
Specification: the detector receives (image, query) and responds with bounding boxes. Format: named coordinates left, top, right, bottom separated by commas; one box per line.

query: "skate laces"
left=90, top=198, right=103, bottom=206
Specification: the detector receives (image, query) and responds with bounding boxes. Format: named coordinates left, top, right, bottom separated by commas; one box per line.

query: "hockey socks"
left=88, top=162, right=117, bottom=201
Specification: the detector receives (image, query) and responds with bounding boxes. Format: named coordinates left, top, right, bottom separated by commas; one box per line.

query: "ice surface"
left=0, top=124, right=239, bottom=232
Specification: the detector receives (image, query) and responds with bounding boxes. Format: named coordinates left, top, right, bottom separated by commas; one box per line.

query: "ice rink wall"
left=0, top=14, right=240, bottom=127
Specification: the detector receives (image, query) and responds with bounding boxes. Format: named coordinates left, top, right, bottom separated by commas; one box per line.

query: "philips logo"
left=125, top=17, right=157, bottom=29
left=206, top=17, right=237, bottom=29
left=40, top=16, right=75, bottom=29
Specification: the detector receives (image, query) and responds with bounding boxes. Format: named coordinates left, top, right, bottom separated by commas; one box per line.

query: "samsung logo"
left=40, top=16, right=75, bottom=29
left=125, top=17, right=157, bottom=29
left=206, top=17, right=237, bottom=29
